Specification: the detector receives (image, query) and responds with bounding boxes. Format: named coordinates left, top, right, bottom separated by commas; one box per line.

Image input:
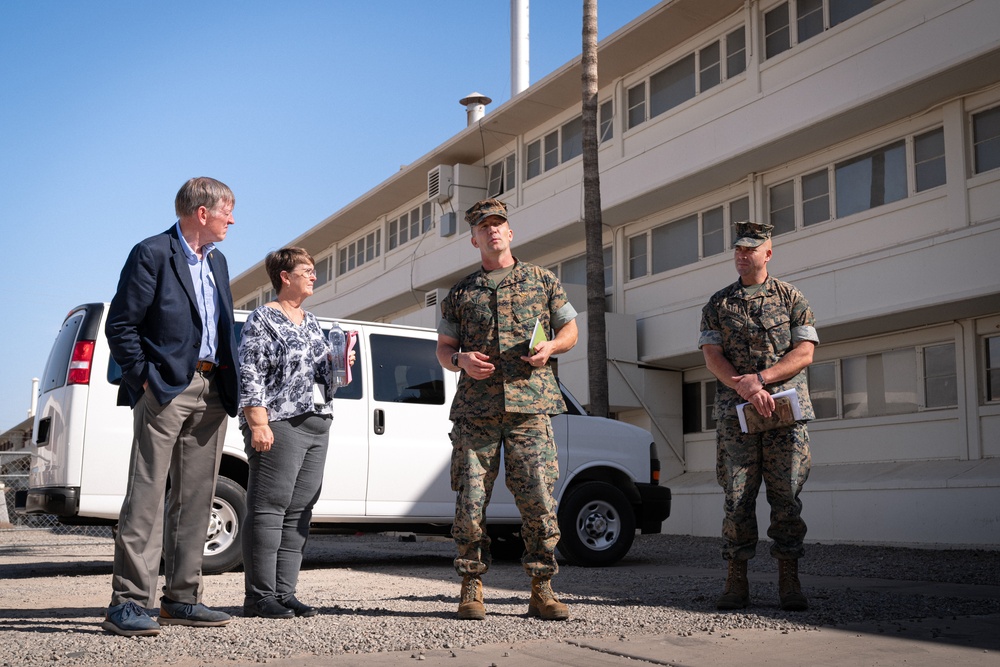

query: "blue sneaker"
left=158, top=597, right=231, bottom=627
left=102, top=601, right=161, bottom=636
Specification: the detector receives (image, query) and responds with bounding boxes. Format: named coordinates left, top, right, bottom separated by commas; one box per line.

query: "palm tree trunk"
left=582, top=0, right=609, bottom=417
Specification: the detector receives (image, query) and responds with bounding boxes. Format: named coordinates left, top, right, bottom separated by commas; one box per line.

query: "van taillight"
left=67, top=340, right=95, bottom=385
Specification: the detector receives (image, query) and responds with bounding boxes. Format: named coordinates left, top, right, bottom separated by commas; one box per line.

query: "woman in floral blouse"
left=238, top=246, right=348, bottom=620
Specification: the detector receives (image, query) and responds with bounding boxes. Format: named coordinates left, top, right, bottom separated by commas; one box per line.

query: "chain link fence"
left=0, top=451, right=111, bottom=536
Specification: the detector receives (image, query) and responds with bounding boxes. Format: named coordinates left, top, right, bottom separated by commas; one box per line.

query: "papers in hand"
left=529, top=317, right=548, bottom=352
left=736, top=388, right=802, bottom=434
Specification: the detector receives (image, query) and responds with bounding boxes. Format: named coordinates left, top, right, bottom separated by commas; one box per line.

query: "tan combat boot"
left=778, top=559, right=808, bottom=611
left=528, top=577, right=569, bottom=621
left=715, top=559, right=750, bottom=610
left=457, top=575, right=485, bottom=620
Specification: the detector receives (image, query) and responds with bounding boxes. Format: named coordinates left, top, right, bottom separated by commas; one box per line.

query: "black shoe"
left=243, top=597, right=294, bottom=619
left=159, top=598, right=231, bottom=627
left=280, top=595, right=319, bottom=618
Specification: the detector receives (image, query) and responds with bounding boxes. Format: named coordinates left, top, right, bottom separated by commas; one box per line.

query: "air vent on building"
left=425, top=288, right=450, bottom=309
left=427, top=165, right=454, bottom=203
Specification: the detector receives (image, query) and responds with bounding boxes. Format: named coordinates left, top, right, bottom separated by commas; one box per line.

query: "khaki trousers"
left=110, top=373, right=228, bottom=608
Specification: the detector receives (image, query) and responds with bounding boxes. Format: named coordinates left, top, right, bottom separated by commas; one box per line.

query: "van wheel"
left=202, top=476, right=246, bottom=574
left=557, top=481, right=635, bottom=567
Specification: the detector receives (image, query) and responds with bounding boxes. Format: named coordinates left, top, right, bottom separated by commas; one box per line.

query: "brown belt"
left=195, top=360, right=216, bottom=373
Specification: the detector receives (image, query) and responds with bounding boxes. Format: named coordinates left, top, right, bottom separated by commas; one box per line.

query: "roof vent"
left=459, top=92, right=492, bottom=126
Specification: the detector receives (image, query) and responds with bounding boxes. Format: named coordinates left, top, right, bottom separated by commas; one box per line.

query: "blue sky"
left=0, top=0, right=659, bottom=431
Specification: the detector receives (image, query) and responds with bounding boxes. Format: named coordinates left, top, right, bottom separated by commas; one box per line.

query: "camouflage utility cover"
left=698, top=275, right=819, bottom=421
left=441, top=260, right=573, bottom=420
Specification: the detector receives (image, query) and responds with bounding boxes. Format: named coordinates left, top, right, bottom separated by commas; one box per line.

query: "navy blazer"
left=106, top=226, right=239, bottom=416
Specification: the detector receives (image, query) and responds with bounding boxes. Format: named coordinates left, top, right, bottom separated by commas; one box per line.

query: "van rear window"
left=41, top=311, right=85, bottom=393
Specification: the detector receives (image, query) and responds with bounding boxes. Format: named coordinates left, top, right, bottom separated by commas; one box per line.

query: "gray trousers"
left=241, top=412, right=331, bottom=602
left=111, top=373, right=228, bottom=608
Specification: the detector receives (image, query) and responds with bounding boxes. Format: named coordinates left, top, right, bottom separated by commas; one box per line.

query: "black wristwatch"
left=451, top=352, right=461, bottom=369
left=756, top=371, right=765, bottom=386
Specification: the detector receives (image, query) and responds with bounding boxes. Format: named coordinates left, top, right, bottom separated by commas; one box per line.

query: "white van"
left=20, top=302, right=670, bottom=573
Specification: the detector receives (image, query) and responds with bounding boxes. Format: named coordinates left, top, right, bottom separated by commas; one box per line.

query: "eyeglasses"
left=288, top=268, right=316, bottom=278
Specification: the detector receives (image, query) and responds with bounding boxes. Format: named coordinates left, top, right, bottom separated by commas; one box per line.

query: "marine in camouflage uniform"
left=698, top=221, right=819, bottom=612
left=437, top=198, right=578, bottom=621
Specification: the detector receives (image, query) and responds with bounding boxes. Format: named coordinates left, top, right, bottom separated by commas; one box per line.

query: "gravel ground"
left=1, top=529, right=998, bottom=666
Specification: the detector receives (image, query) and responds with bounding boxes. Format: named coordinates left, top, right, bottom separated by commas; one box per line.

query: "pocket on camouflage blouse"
left=761, top=312, right=791, bottom=351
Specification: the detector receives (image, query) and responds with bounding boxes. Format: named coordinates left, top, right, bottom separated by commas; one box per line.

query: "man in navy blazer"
left=102, top=177, right=239, bottom=636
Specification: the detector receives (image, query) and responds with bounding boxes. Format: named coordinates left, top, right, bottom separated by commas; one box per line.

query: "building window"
left=557, top=247, right=613, bottom=291
left=841, top=344, right=956, bottom=419
left=488, top=154, right=516, bottom=197
left=628, top=235, right=647, bottom=280
left=388, top=204, right=431, bottom=251
left=599, top=100, right=614, bottom=143
left=727, top=195, right=751, bottom=248
left=551, top=247, right=614, bottom=311
left=764, top=2, right=791, bottom=58
left=338, top=229, right=381, bottom=276
left=830, top=0, right=886, bottom=28
left=797, top=0, right=824, bottom=43
left=913, top=128, right=946, bottom=191
left=801, top=168, right=831, bottom=227
left=843, top=350, right=917, bottom=418
left=525, top=118, right=586, bottom=181
left=768, top=130, right=944, bottom=233
left=699, top=42, right=721, bottom=92
left=683, top=380, right=717, bottom=433
left=729, top=196, right=750, bottom=225
left=627, top=26, right=746, bottom=131
left=769, top=180, right=796, bottom=236
left=972, top=106, right=1000, bottom=175
left=765, top=1, right=886, bottom=60
left=561, top=117, right=583, bottom=162
left=986, top=335, right=1000, bottom=402
left=526, top=140, right=542, bottom=180
left=313, top=255, right=333, bottom=288
left=702, top=206, right=725, bottom=257
left=725, top=27, right=747, bottom=79
left=629, top=195, right=748, bottom=280
left=835, top=140, right=907, bottom=218
left=543, top=131, right=559, bottom=171
left=923, top=343, right=957, bottom=409
left=237, top=296, right=259, bottom=311
left=262, top=287, right=276, bottom=303
left=807, top=361, right=839, bottom=419
left=627, top=82, right=646, bottom=130
left=652, top=214, right=698, bottom=274
left=650, top=54, right=696, bottom=117
left=421, top=201, right=433, bottom=234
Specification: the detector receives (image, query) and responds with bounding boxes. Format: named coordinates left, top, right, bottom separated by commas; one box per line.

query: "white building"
left=232, top=0, right=1000, bottom=548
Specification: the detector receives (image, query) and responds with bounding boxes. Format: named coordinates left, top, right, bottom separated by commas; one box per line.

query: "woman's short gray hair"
left=265, top=247, right=315, bottom=294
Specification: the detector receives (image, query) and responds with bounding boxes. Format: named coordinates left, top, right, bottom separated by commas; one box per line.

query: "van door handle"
left=373, top=408, right=385, bottom=435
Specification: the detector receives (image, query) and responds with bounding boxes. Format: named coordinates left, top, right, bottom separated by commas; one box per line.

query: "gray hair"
left=174, top=177, right=234, bottom=218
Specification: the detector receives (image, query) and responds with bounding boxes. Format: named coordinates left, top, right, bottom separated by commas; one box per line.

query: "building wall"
left=233, top=0, right=1000, bottom=547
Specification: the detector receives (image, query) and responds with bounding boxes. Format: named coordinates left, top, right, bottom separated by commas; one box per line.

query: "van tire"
left=202, top=475, right=246, bottom=574
left=557, top=481, right=635, bottom=567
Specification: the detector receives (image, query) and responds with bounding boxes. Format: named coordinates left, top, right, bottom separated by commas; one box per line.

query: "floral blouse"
left=237, top=305, right=333, bottom=429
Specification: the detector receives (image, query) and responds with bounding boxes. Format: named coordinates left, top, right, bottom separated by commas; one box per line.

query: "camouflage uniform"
left=699, top=274, right=819, bottom=562
left=439, top=260, right=576, bottom=578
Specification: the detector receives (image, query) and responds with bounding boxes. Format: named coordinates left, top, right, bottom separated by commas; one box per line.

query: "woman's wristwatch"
left=451, top=352, right=461, bottom=369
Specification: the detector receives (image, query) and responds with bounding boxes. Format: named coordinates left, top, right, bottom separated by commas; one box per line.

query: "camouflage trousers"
left=716, top=419, right=811, bottom=561
left=449, top=412, right=560, bottom=579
